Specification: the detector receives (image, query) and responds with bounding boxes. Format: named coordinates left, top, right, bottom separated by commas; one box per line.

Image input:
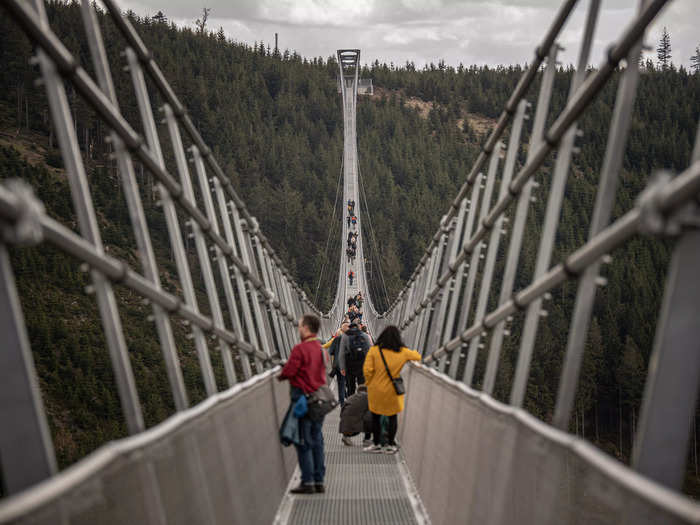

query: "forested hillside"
left=0, top=1, right=698, bottom=495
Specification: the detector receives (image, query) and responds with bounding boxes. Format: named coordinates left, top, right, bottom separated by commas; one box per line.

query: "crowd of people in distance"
left=347, top=292, right=363, bottom=323
left=346, top=198, right=357, bottom=230
left=346, top=231, right=358, bottom=263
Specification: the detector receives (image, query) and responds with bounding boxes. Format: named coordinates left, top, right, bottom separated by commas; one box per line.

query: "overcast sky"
left=115, top=0, right=699, bottom=69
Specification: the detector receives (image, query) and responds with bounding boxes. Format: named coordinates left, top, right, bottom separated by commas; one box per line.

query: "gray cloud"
left=115, top=0, right=700, bottom=68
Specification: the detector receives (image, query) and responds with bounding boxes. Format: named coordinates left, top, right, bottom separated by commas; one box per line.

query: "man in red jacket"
left=279, top=314, right=327, bottom=494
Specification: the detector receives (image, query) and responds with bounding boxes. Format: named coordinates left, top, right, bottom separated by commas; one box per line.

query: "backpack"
left=307, top=385, right=338, bottom=422
left=346, top=331, right=369, bottom=365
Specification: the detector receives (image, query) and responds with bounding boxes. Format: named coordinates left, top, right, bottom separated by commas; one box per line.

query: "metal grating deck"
left=275, top=403, right=429, bottom=524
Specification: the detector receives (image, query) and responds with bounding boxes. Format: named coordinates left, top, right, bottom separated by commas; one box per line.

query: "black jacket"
left=328, top=336, right=342, bottom=371
left=339, top=386, right=372, bottom=434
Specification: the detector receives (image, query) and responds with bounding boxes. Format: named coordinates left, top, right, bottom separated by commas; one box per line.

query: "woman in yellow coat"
left=363, top=325, right=421, bottom=454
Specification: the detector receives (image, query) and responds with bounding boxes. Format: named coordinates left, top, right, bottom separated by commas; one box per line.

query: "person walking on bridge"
left=363, top=326, right=421, bottom=454
left=355, top=291, right=363, bottom=310
left=348, top=270, right=354, bottom=286
left=338, top=322, right=372, bottom=397
left=278, top=314, right=328, bottom=494
left=326, top=321, right=350, bottom=406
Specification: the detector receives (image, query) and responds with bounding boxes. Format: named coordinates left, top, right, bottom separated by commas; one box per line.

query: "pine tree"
left=691, top=45, right=700, bottom=74
left=656, top=27, right=671, bottom=69
left=152, top=11, right=167, bottom=24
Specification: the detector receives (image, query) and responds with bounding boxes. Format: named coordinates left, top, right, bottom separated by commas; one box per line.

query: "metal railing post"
left=259, top=249, right=286, bottom=357
left=248, top=238, right=279, bottom=361
left=427, top=224, right=453, bottom=347
left=448, top=178, right=483, bottom=379
left=631, top=123, right=700, bottom=491
left=210, top=178, right=249, bottom=361
left=190, top=145, right=238, bottom=386
left=233, top=208, right=273, bottom=368
left=271, top=257, right=294, bottom=356
left=438, top=197, right=468, bottom=373
left=553, top=0, right=648, bottom=429
left=127, top=54, right=217, bottom=396
left=428, top=217, right=459, bottom=362
left=79, top=9, right=179, bottom=520
left=486, top=44, right=559, bottom=399
left=455, top=171, right=489, bottom=344
left=0, top=241, right=57, bottom=493
left=510, top=0, right=600, bottom=407
left=251, top=235, right=284, bottom=357
left=412, top=259, right=432, bottom=349
left=482, top=99, right=528, bottom=394
left=32, top=0, right=144, bottom=433
left=163, top=105, right=222, bottom=394
left=405, top=272, right=422, bottom=347
left=84, top=30, right=188, bottom=411
left=422, top=249, right=441, bottom=345
left=224, top=203, right=261, bottom=374
left=462, top=142, right=503, bottom=385
left=275, top=265, right=295, bottom=355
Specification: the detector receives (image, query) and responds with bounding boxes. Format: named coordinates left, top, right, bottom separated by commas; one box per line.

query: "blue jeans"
left=290, top=386, right=325, bottom=485
left=295, top=417, right=325, bottom=484
left=336, top=373, right=346, bottom=407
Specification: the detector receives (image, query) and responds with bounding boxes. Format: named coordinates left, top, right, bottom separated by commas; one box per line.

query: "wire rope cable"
left=314, top=155, right=344, bottom=306
left=358, top=170, right=389, bottom=312
left=357, top=157, right=391, bottom=311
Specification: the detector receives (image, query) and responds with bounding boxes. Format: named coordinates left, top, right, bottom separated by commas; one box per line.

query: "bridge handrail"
left=0, top=186, right=266, bottom=361
left=0, top=368, right=293, bottom=524
left=377, top=0, right=700, bottom=500
left=382, top=0, right=668, bottom=316
left=98, top=0, right=317, bottom=314
left=2, top=0, right=318, bottom=316
left=0, top=0, right=313, bottom=496
left=394, top=0, right=669, bottom=327
left=402, top=363, right=700, bottom=523
left=426, top=158, right=700, bottom=363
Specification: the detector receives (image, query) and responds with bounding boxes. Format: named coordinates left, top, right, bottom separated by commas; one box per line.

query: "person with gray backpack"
left=338, top=322, right=371, bottom=397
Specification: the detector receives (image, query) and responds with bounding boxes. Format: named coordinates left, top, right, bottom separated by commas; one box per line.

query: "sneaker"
left=382, top=445, right=398, bottom=455
left=362, top=439, right=373, bottom=447
left=363, top=444, right=383, bottom=453
left=341, top=435, right=354, bottom=446
left=315, top=484, right=325, bottom=493
left=290, top=484, right=315, bottom=494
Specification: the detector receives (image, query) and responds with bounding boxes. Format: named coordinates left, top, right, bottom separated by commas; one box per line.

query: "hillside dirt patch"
left=461, top=113, right=496, bottom=137
left=369, top=87, right=496, bottom=137
left=0, top=128, right=56, bottom=170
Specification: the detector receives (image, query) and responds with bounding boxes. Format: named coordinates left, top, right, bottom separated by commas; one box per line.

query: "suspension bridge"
left=0, top=0, right=699, bottom=523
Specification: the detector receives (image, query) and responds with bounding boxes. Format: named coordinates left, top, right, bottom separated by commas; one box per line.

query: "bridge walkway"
left=275, top=395, right=428, bottom=524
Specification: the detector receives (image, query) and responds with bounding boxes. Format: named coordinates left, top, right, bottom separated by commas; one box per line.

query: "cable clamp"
left=1, top=179, right=45, bottom=246
left=637, top=170, right=700, bottom=237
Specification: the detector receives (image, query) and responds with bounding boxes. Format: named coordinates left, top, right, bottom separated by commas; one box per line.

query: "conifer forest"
left=0, top=2, right=698, bottom=497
